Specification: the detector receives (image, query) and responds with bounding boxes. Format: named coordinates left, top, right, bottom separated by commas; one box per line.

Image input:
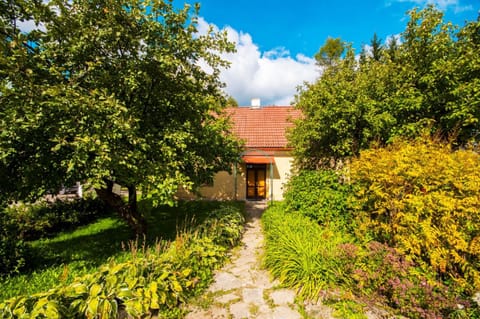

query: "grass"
left=262, top=202, right=375, bottom=318
left=0, top=200, right=240, bottom=302
left=262, top=202, right=354, bottom=301
left=0, top=217, right=130, bottom=301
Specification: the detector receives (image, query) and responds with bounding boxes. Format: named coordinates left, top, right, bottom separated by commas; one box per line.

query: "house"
left=178, top=101, right=301, bottom=201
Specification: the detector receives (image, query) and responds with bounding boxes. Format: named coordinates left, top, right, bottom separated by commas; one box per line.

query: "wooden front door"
left=246, top=164, right=266, bottom=200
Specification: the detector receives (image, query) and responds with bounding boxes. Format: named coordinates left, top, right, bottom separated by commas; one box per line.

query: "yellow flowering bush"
left=350, top=137, right=480, bottom=293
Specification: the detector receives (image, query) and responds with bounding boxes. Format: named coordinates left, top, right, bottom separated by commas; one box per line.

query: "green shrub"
left=283, top=170, right=353, bottom=230
left=197, top=203, right=245, bottom=247
left=260, top=136, right=480, bottom=317
left=4, top=196, right=111, bottom=241
left=350, top=138, right=480, bottom=294
left=262, top=201, right=479, bottom=318
left=0, top=200, right=239, bottom=301
left=0, top=201, right=245, bottom=318
left=262, top=203, right=354, bottom=300
left=340, top=241, right=470, bottom=319
left=0, top=212, right=29, bottom=277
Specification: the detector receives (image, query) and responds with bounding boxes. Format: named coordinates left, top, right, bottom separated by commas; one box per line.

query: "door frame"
left=246, top=164, right=267, bottom=200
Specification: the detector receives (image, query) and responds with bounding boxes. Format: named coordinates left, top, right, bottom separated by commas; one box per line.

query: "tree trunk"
left=96, top=182, right=147, bottom=236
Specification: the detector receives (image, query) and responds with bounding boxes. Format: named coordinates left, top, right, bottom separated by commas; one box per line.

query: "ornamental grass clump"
left=262, top=203, right=354, bottom=301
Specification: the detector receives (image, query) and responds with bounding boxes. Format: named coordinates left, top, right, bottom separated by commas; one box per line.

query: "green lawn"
left=0, top=200, right=234, bottom=302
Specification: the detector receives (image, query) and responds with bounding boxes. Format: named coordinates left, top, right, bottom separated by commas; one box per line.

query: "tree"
left=226, top=95, right=239, bottom=107
left=290, top=46, right=396, bottom=168
left=370, top=32, right=383, bottom=61
left=390, top=5, right=465, bottom=139
left=439, top=16, right=480, bottom=143
left=386, top=36, right=399, bottom=62
left=290, top=6, right=480, bottom=168
left=314, top=37, right=345, bottom=68
left=0, top=0, right=241, bottom=234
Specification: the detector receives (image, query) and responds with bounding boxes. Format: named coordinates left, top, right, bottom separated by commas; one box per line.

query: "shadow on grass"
left=28, top=200, right=231, bottom=271
left=29, top=218, right=132, bottom=270
left=0, top=200, right=242, bottom=302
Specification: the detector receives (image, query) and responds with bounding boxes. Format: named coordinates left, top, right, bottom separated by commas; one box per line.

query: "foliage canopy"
left=291, top=6, right=480, bottom=168
left=0, top=0, right=241, bottom=233
left=314, top=36, right=345, bottom=67
left=283, top=169, right=352, bottom=230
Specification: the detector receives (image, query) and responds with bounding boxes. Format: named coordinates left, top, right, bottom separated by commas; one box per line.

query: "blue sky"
left=17, top=0, right=479, bottom=106
left=196, top=0, right=478, bottom=56
left=190, top=0, right=479, bottom=106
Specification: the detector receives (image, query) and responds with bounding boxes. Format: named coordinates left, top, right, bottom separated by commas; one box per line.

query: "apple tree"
left=0, top=0, right=241, bottom=234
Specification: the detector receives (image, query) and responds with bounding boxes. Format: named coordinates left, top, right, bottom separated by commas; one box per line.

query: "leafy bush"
left=283, top=170, right=353, bottom=229
left=263, top=157, right=480, bottom=318
left=0, top=202, right=245, bottom=318
left=341, top=241, right=470, bottom=319
left=0, top=212, right=30, bottom=277
left=0, top=201, right=241, bottom=301
left=4, top=196, right=111, bottom=241
left=263, top=202, right=480, bottom=318
left=0, top=196, right=110, bottom=277
left=349, top=137, right=480, bottom=295
left=262, top=203, right=354, bottom=300
left=197, top=203, right=245, bottom=247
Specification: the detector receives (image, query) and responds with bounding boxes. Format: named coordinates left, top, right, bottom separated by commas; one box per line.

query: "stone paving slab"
left=272, top=306, right=303, bottom=319
left=242, top=287, right=265, bottom=304
left=229, top=301, right=252, bottom=319
left=208, top=272, right=244, bottom=292
left=270, top=289, right=296, bottom=306
left=184, top=202, right=335, bottom=319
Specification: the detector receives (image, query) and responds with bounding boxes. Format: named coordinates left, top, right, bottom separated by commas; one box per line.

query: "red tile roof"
left=225, top=106, right=302, bottom=149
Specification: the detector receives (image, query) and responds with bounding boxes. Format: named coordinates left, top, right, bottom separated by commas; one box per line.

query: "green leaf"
left=171, top=280, right=183, bottom=292
left=89, top=284, right=102, bottom=297
left=181, top=268, right=192, bottom=277
left=73, top=283, right=88, bottom=295
left=87, top=298, right=99, bottom=316
left=45, top=302, right=60, bottom=319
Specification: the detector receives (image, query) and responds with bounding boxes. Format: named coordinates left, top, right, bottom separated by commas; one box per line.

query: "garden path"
left=184, top=201, right=335, bottom=319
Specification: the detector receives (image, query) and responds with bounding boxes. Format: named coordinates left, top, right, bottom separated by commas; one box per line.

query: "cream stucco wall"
left=176, top=168, right=245, bottom=200
left=176, top=151, right=295, bottom=201
left=269, top=154, right=294, bottom=201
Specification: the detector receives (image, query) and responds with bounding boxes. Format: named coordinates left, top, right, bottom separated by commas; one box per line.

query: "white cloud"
left=16, top=0, right=50, bottom=33
left=197, top=17, right=319, bottom=106
left=385, top=34, right=402, bottom=44
left=17, top=19, right=46, bottom=33
left=388, top=0, right=474, bottom=12
left=454, top=4, right=473, bottom=13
